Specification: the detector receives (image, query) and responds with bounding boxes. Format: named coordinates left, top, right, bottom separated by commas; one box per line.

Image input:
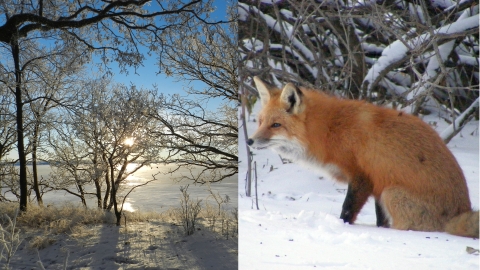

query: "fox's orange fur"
left=248, top=76, right=479, bottom=238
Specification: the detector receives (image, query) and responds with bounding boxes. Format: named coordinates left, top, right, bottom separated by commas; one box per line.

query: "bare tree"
left=176, top=184, right=202, bottom=236
left=160, top=2, right=238, bottom=101
left=22, top=48, right=86, bottom=206
left=0, top=23, right=89, bottom=211
left=149, top=94, right=237, bottom=184
left=0, top=0, right=224, bottom=212
left=0, top=90, right=17, bottom=202
left=93, top=85, right=162, bottom=225
left=0, top=92, right=16, bottom=162
left=47, top=81, right=163, bottom=225
left=150, top=5, right=238, bottom=183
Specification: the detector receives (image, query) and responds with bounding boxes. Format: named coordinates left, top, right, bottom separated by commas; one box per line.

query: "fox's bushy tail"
left=445, top=211, right=479, bottom=238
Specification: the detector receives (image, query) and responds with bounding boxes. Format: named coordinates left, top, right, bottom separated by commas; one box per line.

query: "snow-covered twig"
left=441, top=97, right=479, bottom=144
left=0, top=209, right=22, bottom=269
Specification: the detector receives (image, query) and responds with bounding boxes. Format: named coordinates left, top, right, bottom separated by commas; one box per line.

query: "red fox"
left=247, top=76, right=479, bottom=238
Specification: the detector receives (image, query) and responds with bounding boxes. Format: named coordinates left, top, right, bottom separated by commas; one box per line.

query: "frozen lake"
left=6, top=164, right=237, bottom=212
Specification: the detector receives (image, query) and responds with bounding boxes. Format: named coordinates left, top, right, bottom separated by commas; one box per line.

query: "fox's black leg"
left=340, top=183, right=356, bottom=223
left=375, top=199, right=389, bottom=228
left=340, top=177, right=372, bottom=224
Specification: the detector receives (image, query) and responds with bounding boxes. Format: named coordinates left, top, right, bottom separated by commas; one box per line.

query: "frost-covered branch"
left=441, top=97, right=479, bottom=144
left=363, top=12, right=479, bottom=97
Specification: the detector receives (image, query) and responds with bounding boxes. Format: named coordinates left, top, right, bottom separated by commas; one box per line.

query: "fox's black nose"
left=246, top=139, right=254, bottom=146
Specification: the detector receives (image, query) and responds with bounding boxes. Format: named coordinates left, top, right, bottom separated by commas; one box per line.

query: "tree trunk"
left=78, top=184, right=87, bottom=207
left=92, top=154, right=103, bottom=208
left=31, top=123, right=43, bottom=206
left=94, top=176, right=102, bottom=209
left=108, top=159, right=121, bottom=226
left=327, top=18, right=366, bottom=99
left=12, top=39, right=28, bottom=212
left=102, top=154, right=110, bottom=209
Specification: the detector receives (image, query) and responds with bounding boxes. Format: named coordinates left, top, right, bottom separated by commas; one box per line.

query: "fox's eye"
left=271, top=123, right=281, bottom=128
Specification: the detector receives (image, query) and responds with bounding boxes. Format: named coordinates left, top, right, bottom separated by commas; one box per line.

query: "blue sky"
left=107, top=0, right=232, bottom=102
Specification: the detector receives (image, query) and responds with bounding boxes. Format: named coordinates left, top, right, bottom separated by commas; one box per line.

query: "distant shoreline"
left=6, top=161, right=217, bottom=166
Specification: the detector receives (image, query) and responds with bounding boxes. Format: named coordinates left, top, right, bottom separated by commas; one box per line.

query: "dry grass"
left=28, top=234, right=56, bottom=250
left=164, top=202, right=238, bottom=239
left=0, top=202, right=166, bottom=251
left=0, top=202, right=114, bottom=232
left=121, top=210, right=165, bottom=224
left=0, top=202, right=165, bottom=232
left=200, top=203, right=238, bottom=239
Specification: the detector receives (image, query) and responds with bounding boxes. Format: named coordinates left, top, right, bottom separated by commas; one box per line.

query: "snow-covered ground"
left=239, top=102, right=479, bottom=269
left=9, top=220, right=237, bottom=269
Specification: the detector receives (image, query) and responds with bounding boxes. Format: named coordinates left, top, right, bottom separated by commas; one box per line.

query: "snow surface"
left=9, top=221, right=237, bottom=269
left=239, top=102, right=479, bottom=269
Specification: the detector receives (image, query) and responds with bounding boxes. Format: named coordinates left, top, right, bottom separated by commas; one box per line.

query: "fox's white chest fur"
left=271, top=135, right=344, bottom=181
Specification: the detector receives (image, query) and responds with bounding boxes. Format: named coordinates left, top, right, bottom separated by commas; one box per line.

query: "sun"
left=124, top=137, right=135, bottom=147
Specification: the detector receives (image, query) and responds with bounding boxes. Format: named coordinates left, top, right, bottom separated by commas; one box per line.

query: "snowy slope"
left=9, top=221, right=237, bottom=269
left=238, top=102, right=479, bottom=269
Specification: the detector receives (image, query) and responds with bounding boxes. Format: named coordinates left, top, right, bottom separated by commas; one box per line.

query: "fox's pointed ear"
left=253, top=76, right=273, bottom=106
left=280, top=83, right=304, bottom=114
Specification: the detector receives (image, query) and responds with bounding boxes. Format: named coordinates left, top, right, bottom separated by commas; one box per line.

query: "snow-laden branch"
left=440, top=97, right=479, bottom=144
left=270, top=44, right=318, bottom=76
left=363, top=13, right=479, bottom=95
left=407, top=40, right=456, bottom=100
left=238, top=3, right=319, bottom=78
